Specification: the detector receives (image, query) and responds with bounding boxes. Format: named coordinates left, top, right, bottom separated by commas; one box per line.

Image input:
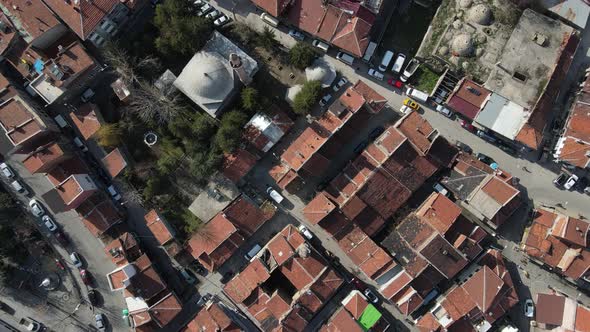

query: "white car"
left=288, top=29, right=305, bottom=41
left=266, top=187, right=284, bottom=204
left=29, top=199, right=44, bottom=217
left=332, top=78, right=348, bottom=92
left=367, top=68, right=384, bottom=81
left=298, top=225, right=313, bottom=240
left=363, top=289, right=379, bottom=304
left=524, top=299, right=534, bottom=318
left=400, top=105, right=413, bottom=114
left=197, top=3, right=213, bottom=16
left=95, top=313, right=106, bottom=331
left=42, top=215, right=58, bottom=232
left=205, top=9, right=221, bottom=19
left=564, top=174, right=579, bottom=190
left=214, top=15, right=230, bottom=26
left=436, top=104, right=453, bottom=118
left=70, top=252, right=83, bottom=268
left=319, top=94, right=332, bottom=107
left=0, top=163, right=14, bottom=178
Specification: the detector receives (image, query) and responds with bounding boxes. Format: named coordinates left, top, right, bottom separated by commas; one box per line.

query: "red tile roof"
left=221, top=149, right=257, bottom=183
left=396, top=111, right=437, bottom=155
left=149, top=292, right=182, bottom=327
left=76, top=196, right=123, bottom=236
left=536, top=293, right=566, bottom=326
left=22, top=141, right=68, bottom=174
left=0, top=98, right=45, bottom=146
left=185, top=302, right=239, bottom=332
left=0, top=0, right=61, bottom=39
left=446, top=79, right=491, bottom=120
left=281, top=125, right=329, bottom=171
left=303, top=193, right=336, bottom=224
left=576, top=305, right=590, bottom=332
left=101, top=148, right=127, bottom=178
left=104, top=232, right=141, bottom=266
left=337, top=225, right=394, bottom=279
left=69, top=103, right=102, bottom=140
left=41, top=0, right=120, bottom=40
left=187, top=213, right=239, bottom=267
left=144, top=209, right=175, bottom=246
left=55, top=174, right=97, bottom=208
left=46, top=156, right=88, bottom=186
left=250, top=0, right=290, bottom=16
left=416, top=193, right=461, bottom=235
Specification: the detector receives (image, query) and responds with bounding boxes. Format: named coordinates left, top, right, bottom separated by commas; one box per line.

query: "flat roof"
left=475, top=93, right=529, bottom=140
left=188, top=173, right=239, bottom=222
left=484, top=9, right=575, bottom=110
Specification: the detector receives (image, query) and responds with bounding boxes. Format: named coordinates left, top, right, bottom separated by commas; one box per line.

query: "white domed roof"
left=305, top=58, right=336, bottom=88
left=452, top=34, right=474, bottom=56
left=468, top=4, right=492, bottom=25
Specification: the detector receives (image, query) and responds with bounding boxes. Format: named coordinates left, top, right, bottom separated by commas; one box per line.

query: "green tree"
left=188, top=149, right=223, bottom=182
left=190, top=115, right=217, bottom=142
left=96, top=123, right=123, bottom=148
left=181, top=209, right=203, bottom=234
left=258, top=26, right=277, bottom=50
left=241, top=87, right=259, bottom=111
left=157, top=137, right=184, bottom=173
left=289, top=42, right=317, bottom=70
left=0, top=193, right=16, bottom=211
left=143, top=176, right=164, bottom=201
left=293, top=80, right=322, bottom=114
left=154, top=0, right=213, bottom=57
left=214, top=111, right=248, bottom=152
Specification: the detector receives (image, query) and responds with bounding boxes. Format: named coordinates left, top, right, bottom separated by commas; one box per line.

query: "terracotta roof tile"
left=343, top=292, right=368, bottom=319
left=250, top=0, right=290, bottom=16
left=187, top=302, right=236, bottom=332
left=55, top=174, right=95, bottom=208
left=481, top=176, right=519, bottom=205
left=536, top=293, right=565, bottom=326
left=69, top=103, right=102, bottom=140
left=77, top=198, right=122, bottom=236
left=144, top=209, right=175, bottom=246
left=396, top=112, right=436, bottom=155
left=0, top=98, right=44, bottom=146
left=576, top=304, right=590, bottom=332
left=149, top=292, right=182, bottom=327
left=353, top=80, right=387, bottom=113
left=187, top=213, right=238, bottom=267
left=22, top=141, right=68, bottom=174
left=303, top=193, right=336, bottom=224
left=41, top=0, right=121, bottom=39
left=221, top=149, right=257, bottom=183
left=281, top=125, right=329, bottom=171
left=416, top=193, right=461, bottom=235
left=101, top=148, right=127, bottom=178
left=0, top=0, right=61, bottom=39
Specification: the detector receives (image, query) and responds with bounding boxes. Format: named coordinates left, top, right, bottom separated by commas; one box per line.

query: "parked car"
left=205, top=9, right=221, bottom=19
left=354, top=140, right=368, bottom=154
left=319, top=94, right=332, bottom=107
left=311, top=39, right=329, bottom=52
left=368, top=126, right=385, bottom=141
left=180, top=268, right=198, bottom=285
left=498, top=143, right=517, bottom=156
left=197, top=3, right=213, bottom=16
left=367, top=68, right=384, bottom=80
left=54, top=231, right=69, bottom=246
left=363, top=289, right=379, bottom=304
left=266, top=187, right=284, bottom=204
left=387, top=78, right=403, bottom=90
left=298, top=225, right=313, bottom=240
left=477, top=129, right=497, bottom=143
left=400, top=105, right=413, bottom=114
left=107, top=185, right=122, bottom=201
left=95, top=313, right=106, bottom=331
left=88, top=289, right=98, bottom=306
left=70, top=252, right=83, bottom=268
left=524, top=299, right=534, bottom=318
left=460, top=119, right=476, bottom=133
left=476, top=153, right=494, bottom=165
left=0, top=163, right=14, bottom=178
left=29, top=199, right=44, bottom=217
left=73, top=137, right=88, bottom=152
left=553, top=172, right=568, bottom=188
left=401, top=58, right=419, bottom=82
left=80, top=88, right=95, bottom=103
left=436, top=104, right=453, bottom=117
left=214, top=15, right=231, bottom=26
left=332, top=77, right=348, bottom=92
left=193, top=0, right=205, bottom=7
left=197, top=294, right=211, bottom=306
left=349, top=278, right=366, bottom=291
left=455, top=141, right=472, bottom=154
left=42, top=215, right=58, bottom=232
left=11, top=180, right=29, bottom=195
left=80, top=269, right=92, bottom=285
left=288, top=29, right=305, bottom=41
left=403, top=98, right=419, bottom=110
left=564, top=174, right=579, bottom=190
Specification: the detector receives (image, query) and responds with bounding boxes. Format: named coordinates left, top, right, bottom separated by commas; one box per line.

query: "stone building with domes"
left=173, top=31, right=258, bottom=118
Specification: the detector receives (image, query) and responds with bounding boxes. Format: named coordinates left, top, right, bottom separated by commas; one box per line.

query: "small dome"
left=468, top=4, right=492, bottom=25
left=459, top=0, right=472, bottom=7
left=305, top=58, right=336, bottom=88
left=438, top=46, right=449, bottom=55
left=451, top=34, right=474, bottom=56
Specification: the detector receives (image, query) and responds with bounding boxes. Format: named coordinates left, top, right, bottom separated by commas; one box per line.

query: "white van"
left=260, top=13, right=279, bottom=27
left=11, top=180, right=28, bottom=195
left=392, top=53, right=406, bottom=74
left=378, top=51, right=394, bottom=72
left=244, top=244, right=262, bottom=261
left=336, top=52, right=355, bottom=65
left=406, top=87, right=429, bottom=103
left=312, top=40, right=329, bottom=52
left=362, top=41, right=377, bottom=63
left=54, top=115, right=69, bottom=128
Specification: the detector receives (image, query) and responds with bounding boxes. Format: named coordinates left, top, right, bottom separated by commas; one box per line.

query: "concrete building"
left=482, top=9, right=579, bottom=150
left=54, top=173, right=97, bottom=210
left=174, top=31, right=258, bottom=118
left=223, top=224, right=344, bottom=331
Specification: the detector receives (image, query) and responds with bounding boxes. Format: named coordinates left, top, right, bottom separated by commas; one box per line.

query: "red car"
left=387, top=78, right=404, bottom=90
left=80, top=269, right=92, bottom=285
left=55, top=258, right=65, bottom=271
left=350, top=278, right=366, bottom=291
left=460, top=119, right=476, bottom=133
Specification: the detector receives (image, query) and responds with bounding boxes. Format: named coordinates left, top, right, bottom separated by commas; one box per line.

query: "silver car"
left=42, top=215, right=58, bottom=232
left=29, top=199, right=44, bottom=217
left=95, top=313, right=106, bottom=331
left=0, top=163, right=14, bottom=178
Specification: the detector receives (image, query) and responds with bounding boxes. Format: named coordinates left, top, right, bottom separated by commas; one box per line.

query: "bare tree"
left=102, top=43, right=161, bottom=85
left=124, top=80, right=186, bottom=124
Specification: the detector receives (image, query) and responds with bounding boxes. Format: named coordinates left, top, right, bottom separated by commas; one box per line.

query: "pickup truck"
left=19, top=318, right=42, bottom=331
